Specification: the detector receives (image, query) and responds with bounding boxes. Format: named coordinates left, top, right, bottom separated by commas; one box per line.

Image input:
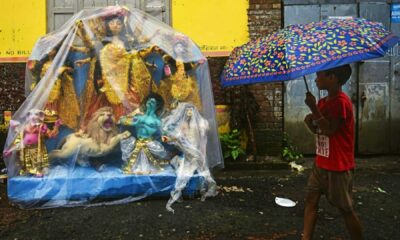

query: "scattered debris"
left=277, top=177, right=289, bottom=182
left=275, top=197, right=297, bottom=207
left=219, top=185, right=253, bottom=193
left=0, top=174, right=7, bottom=184
left=323, top=215, right=335, bottom=220
left=289, top=161, right=304, bottom=172
left=376, top=187, right=388, bottom=194
left=246, top=155, right=255, bottom=162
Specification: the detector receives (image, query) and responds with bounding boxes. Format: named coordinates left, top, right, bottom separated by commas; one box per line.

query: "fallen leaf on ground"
left=219, top=185, right=246, bottom=193
left=376, top=187, right=388, bottom=194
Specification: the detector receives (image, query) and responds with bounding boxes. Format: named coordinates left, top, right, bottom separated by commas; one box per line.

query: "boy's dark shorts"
left=306, top=164, right=354, bottom=213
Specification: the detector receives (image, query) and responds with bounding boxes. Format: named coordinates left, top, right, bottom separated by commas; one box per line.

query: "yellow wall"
left=0, top=1, right=249, bottom=61
left=0, top=0, right=46, bottom=62
left=172, top=0, right=249, bottom=57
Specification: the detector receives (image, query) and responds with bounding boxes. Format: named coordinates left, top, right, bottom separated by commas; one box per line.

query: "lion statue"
left=49, top=107, right=131, bottom=165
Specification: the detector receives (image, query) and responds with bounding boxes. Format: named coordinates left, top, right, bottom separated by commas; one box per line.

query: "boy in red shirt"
left=302, top=64, right=363, bottom=240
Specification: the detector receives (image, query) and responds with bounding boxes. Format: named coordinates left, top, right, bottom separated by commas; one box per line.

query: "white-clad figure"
left=162, top=102, right=217, bottom=213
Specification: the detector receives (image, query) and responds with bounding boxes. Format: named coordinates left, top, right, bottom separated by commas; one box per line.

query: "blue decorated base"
left=8, top=165, right=201, bottom=207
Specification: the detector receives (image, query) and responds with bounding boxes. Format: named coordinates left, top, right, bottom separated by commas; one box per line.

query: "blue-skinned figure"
left=119, top=93, right=169, bottom=174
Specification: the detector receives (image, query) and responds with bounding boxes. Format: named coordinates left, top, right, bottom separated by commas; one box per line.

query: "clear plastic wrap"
left=4, top=6, right=223, bottom=210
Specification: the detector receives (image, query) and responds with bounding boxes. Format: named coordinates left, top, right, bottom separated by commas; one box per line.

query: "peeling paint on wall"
left=360, top=83, right=389, bottom=121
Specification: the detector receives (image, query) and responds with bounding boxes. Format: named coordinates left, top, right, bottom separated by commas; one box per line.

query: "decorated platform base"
left=8, top=165, right=201, bottom=208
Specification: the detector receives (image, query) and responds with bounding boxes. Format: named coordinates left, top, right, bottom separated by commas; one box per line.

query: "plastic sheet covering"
left=4, top=6, right=223, bottom=210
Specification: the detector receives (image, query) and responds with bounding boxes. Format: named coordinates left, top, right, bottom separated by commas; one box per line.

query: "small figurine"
left=3, top=109, right=61, bottom=177
left=162, top=103, right=217, bottom=212
left=120, top=93, right=169, bottom=174
left=158, top=34, right=204, bottom=111
left=28, top=44, right=81, bottom=130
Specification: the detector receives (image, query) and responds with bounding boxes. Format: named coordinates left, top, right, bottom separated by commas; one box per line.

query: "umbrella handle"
left=303, top=76, right=310, bottom=92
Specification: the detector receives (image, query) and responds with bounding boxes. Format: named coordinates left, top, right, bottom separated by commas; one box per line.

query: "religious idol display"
left=3, top=6, right=222, bottom=211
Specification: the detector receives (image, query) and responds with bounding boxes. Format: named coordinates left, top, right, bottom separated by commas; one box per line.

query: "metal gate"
left=283, top=0, right=398, bottom=154
left=47, top=0, right=170, bottom=32
left=390, top=1, right=400, bottom=153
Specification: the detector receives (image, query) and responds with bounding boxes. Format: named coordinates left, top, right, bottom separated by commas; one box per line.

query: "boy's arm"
left=313, top=113, right=343, bottom=136
left=305, top=92, right=344, bottom=136
left=304, top=114, right=317, bottom=134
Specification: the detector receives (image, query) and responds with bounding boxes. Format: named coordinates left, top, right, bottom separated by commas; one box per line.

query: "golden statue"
left=76, top=13, right=159, bottom=122
left=158, top=34, right=203, bottom=111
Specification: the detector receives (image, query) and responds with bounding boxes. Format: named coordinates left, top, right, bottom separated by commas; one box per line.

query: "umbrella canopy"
left=221, top=18, right=399, bottom=87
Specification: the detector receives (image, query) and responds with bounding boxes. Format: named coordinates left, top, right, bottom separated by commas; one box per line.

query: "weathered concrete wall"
left=390, top=9, right=400, bottom=154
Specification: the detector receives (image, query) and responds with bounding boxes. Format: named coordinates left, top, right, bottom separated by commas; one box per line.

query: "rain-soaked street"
left=1, top=156, right=399, bottom=240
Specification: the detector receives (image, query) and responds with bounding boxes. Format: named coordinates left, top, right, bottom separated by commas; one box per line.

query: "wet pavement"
left=0, top=156, right=399, bottom=240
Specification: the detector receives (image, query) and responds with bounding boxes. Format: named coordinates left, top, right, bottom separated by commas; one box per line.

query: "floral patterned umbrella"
left=221, top=18, right=399, bottom=87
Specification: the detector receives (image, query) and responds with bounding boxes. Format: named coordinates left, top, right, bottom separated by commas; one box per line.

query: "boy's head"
left=316, top=64, right=352, bottom=89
